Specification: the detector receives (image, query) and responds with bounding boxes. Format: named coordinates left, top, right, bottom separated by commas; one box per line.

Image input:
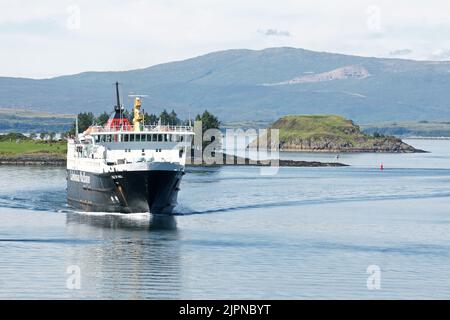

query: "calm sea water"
left=1, top=139, right=450, bottom=299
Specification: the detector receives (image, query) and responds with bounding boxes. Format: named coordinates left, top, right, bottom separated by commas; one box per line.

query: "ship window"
left=152, top=134, right=157, bottom=141
left=113, top=134, right=118, bottom=142
left=180, top=135, right=184, bottom=142
left=100, top=135, right=105, bottom=143
left=135, top=134, right=140, bottom=142
left=141, top=134, right=146, bottom=142
left=130, top=134, right=135, bottom=142
left=94, top=135, right=100, bottom=143
left=158, top=134, right=163, bottom=142
left=123, top=134, right=129, bottom=142
left=163, top=134, right=168, bottom=142
left=146, top=134, right=152, bottom=142
left=179, top=149, right=184, bottom=158
left=106, top=135, right=112, bottom=142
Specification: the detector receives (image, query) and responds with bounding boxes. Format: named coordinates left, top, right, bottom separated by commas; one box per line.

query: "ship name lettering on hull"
left=70, top=172, right=91, bottom=184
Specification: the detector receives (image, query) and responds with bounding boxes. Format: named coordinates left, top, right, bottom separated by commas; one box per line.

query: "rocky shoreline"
left=0, top=153, right=66, bottom=166
left=279, top=147, right=428, bottom=153
left=277, top=137, right=427, bottom=153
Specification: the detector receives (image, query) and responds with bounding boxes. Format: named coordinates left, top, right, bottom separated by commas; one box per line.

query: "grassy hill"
left=254, top=115, right=422, bottom=153
left=1, top=47, right=450, bottom=124
left=0, top=133, right=66, bottom=156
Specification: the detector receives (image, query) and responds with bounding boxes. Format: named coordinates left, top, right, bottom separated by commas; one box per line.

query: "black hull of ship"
left=67, top=169, right=183, bottom=214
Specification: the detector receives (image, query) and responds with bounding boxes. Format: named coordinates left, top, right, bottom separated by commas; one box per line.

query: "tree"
left=194, top=110, right=221, bottom=150
left=78, top=112, right=95, bottom=132
left=96, top=112, right=110, bottom=126
left=144, top=112, right=158, bottom=125
left=122, top=110, right=133, bottom=123
left=168, top=109, right=180, bottom=125
left=159, top=109, right=171, bottom=124
left=195, top=110, right=221, bottom=133
left=40, top=132, right=47, bottom=140
left=48, top=132, right=56, bottom=142
left=68, top=112, right=95, bottom=136
left=373, top=132, right=384, bottom=138
left=0, top=132, right=27, bottom=142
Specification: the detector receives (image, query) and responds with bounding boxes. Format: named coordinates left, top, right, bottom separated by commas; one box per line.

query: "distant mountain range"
left=1, top=47, right=450, bottom=124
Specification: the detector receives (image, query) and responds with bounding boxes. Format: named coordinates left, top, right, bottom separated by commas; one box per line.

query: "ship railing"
left=87, top=124, right=194, bottom=134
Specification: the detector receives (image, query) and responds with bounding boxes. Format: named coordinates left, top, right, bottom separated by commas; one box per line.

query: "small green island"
left=252, top=115, right=425, bottom=153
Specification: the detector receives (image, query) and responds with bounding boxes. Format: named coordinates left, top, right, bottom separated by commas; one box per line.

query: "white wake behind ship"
left=66, top=82, right=194, bottom=213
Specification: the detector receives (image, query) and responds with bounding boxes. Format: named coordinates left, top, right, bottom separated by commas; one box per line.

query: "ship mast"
left=114, top=81, right=122, bottom=126
left=115, top=81, right=121, bottom=110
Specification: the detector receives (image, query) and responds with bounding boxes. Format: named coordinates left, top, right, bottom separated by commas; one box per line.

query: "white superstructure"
left=67, top=124, right=194, bottom=174
left=66, top=82, right=194, bottom=214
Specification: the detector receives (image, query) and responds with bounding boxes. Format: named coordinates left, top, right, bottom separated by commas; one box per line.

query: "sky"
left=1, top=0, right=450, bottom=78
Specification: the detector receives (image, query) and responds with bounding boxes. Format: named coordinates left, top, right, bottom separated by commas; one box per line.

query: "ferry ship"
left=67, top=82, right=194, bottom=213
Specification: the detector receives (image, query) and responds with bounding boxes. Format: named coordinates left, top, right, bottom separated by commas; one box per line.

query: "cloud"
left=3, top=0, right=450, bottom=78
left=389, top=49, right=413, bottom=56
left=430, top=49, right=450, bottom=61
left=258, top=28, right=291, bottom=37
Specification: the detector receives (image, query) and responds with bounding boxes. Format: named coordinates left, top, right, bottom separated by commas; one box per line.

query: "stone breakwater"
left=187, top=154, right=348, bottom=167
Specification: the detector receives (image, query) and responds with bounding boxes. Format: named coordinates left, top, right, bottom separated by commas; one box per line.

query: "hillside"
left=1, top=47, right=450, bottom=123
left=252, top=115, right=422, bottom=153
left=362, top=121, right=450, bottom=137
left=0, top=108, right=74, bottom=132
